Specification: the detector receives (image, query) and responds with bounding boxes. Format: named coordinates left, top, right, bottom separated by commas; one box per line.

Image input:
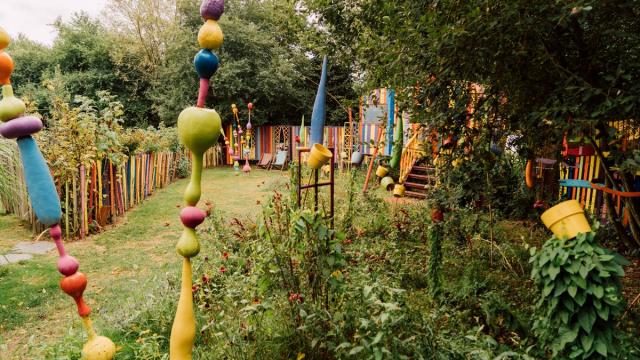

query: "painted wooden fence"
left=1, top=145, right=222, bottom=237
left=222, top=124, right=413, bottom=166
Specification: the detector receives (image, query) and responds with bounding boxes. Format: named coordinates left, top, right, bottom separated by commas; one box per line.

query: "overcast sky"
left=0, top=0, right=108, bottom=45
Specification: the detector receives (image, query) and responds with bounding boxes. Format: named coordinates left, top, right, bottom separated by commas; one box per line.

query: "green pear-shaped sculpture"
left=178, top=106, right=221, bottom=206
left=178, top=107, right=221, bottom=155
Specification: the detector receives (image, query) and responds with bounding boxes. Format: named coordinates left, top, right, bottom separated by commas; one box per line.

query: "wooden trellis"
left=273, top=125, right=291, bottom=153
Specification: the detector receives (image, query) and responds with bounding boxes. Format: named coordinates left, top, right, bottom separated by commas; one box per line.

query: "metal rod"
left=330, top=148, right=335, bottom=227
left=300, top=182, right=332, bottom=189
left=314, top=169, right=319, bottom=212
left=297, top=149, right=302, bottom=207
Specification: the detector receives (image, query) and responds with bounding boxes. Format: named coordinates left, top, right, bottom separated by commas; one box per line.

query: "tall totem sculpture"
left=0, top=27, right=116, bottom=360
left=171, top=1, right=224, bottom=359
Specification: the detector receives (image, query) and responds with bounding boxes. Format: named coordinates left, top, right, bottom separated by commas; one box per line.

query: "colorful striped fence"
left=559, top=153, right=640, bottom=225
left=221, top=123, right=413, bottom=166
left=5, top=146, right=222, bottom=236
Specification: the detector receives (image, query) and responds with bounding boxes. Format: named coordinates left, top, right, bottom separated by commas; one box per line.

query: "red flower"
left=220, top=266, right=226, bottom=273
left=222, top=252, right=229, bottom=260
left=202, top=275, right=209, bottom=283
left=288, top=293, right=304, bottom=303
left=192, top=285, right=199, bottom=293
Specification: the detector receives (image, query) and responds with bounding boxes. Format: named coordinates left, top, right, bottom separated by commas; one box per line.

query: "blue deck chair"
left=269, top=150, right=288, bottom=171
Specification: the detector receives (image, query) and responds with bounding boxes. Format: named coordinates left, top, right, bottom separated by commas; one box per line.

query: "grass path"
left=0, top=213, right=37, bottom=253
left=0, top=168, right=286, bottom=359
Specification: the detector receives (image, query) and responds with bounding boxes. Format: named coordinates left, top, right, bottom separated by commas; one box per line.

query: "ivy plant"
left=530, top=225, right=629, bottom=359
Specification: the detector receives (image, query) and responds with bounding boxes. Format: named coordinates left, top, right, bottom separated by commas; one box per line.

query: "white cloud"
left=0, top=0, right=108, bottom=45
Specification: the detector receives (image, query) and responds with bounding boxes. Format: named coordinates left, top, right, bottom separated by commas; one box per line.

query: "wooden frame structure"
left=297, top=147, right=335, bottom=226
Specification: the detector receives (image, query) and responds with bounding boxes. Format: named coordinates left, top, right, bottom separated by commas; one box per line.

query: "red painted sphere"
left=248, top=103, right=253, bottom=110
left=60, top=272, right=87, bottom=297
left=180, top=206, right=207, bottom=228
left=57, top=255, right=80, bottom=276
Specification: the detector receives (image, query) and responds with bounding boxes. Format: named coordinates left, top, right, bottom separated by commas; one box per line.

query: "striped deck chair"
left=269, top=150, right=288, bottom=171
left=257, top=153, right=272, bottom=169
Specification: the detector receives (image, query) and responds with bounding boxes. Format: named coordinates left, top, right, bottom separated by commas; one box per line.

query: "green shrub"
left=175, top=154, right=191, bottom=178
left=530, top=227, right=628, bottom=358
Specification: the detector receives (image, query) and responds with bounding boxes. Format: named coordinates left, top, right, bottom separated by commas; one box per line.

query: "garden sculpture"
left=307, top=56, right=333, bottom=170
left=298, top=115, right=306, bottom=147
left=172, top=0, right=224, bottom=358
left=243, top=103, right=252, bottom=172
left=0, top=26, right=116, bottom=360
left=389, top=105, right=403, bottom=170
left=310, top=56, right=328, bottom=146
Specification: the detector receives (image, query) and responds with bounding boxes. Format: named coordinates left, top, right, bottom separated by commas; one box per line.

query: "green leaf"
left=581, top=333, right=594, bottom=352
left=579, top=264, right=590, bottom=279
left=568, top=285, right=578, bottom=298
left=594, top=341, right=607, bottom=357
left=566, top=260, right=581, bottom=274
left=570, top=273, right=586, bottom=289
left=548, top=265, right=561, bottom=280
left=554, top=281, right=567, bottom=297
left=578, top=308, right=595, bottom=332
left=598, top=254, right=614, bottom=261
left=596, top=305, right=609, bottom=320
left=560, top=326, right=579, bottom=346
left=593, top=286, right=604, bottom=299
left=374, top=348, right=383, bottom=360
left=349, top=346, right=364, bottom=355
left=371, top=332, right=383, bottom=346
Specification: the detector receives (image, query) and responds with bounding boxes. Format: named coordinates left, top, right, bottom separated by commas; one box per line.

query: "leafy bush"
left=175, top=154, right=191, bottom=179
left=530, top=227, right=629, bottom=358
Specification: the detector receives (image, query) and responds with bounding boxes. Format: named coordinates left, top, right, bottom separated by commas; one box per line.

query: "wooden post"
left=80, top=165, right=86, bottom=238
left=362, top=125, right=385, bottom=193
left=109, top=160, right=115, bottom=219
left=65, top=181, right=69, bottom=240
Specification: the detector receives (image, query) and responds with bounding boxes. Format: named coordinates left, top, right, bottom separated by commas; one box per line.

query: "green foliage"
left=428, top=223, right=443, bottom=299
left=258, top=190, right=346, bottom=307
left=530, top=228, right=629, bottom=358
left=175, top=155, right=191, bottom=179
left=9, top=0, right=356, bottom=128
left=35, top=83, right=128, bottom=182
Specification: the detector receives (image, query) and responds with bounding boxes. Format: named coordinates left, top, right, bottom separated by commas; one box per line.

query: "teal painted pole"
left=386, top=89, right=395, bottom=155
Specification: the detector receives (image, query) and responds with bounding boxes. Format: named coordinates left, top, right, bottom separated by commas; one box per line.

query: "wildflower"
left=222, top=252, right=229, bottom=260
left=252, top=297, right=261, bottom=304
left=331, top=270, right=342, bottom=278
left=192, top=285, right=199, bottom=293
left=202, top=275, right=209, bottom=283
left=219, top=266, right=226, bottom=273
left=288, top=293, right=303, bottom=303
left=297, top=353, right=305, bottom=360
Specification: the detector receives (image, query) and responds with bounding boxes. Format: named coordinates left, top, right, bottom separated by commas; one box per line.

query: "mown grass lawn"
left=0, top=167, right=288, bottom=359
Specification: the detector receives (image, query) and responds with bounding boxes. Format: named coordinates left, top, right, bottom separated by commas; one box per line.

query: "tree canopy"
left=8, top=0, right=357, bottom=127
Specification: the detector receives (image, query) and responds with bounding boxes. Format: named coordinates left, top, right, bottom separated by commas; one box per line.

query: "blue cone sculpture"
left=310, top=56, right=328, bottom=145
